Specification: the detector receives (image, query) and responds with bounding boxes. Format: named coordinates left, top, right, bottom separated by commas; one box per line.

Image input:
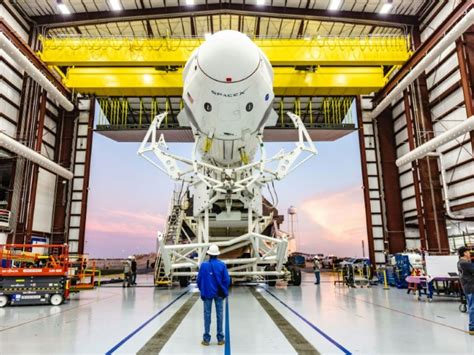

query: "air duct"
left=369, top=8, right=474, bottom=120
left=396, top=116, right=474, bottom=167
left=0, top=132, right=73, bottom=180
left=0, top=33, right=74, bottom=112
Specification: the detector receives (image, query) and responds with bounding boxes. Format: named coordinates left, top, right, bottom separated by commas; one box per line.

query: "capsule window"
left=204, top=103, right=212, bottom=112
left=246, top=103, right=253, bottom=112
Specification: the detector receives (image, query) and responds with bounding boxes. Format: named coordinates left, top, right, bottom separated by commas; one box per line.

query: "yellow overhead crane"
left=39, top=35, right=411, bottom=96
left=39, top=36, right=410, bottom=67
left=64, top=67, right=386, bottom=97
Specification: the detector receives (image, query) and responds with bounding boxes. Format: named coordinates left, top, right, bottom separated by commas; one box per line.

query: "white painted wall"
left=32, top=168, right=56, bottom=232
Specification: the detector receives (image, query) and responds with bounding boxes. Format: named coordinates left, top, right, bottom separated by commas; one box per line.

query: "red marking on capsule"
left=226, top=77, right=232, bottom=82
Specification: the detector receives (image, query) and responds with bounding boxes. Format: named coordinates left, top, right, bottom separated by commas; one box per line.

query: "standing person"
left=458, top=246, right=474, bottom=335
left=197, top=244, right=230, bottom=346
left=131, top=256, right=138, bottom=286
left=123, top=257, right=132, bottom=288
left=313, top=257, right=321, bottom=285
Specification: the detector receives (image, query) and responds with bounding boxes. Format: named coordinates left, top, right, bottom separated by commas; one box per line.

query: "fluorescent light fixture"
left=109, top=0, right=122, bottom=11
left=186, top=0, right=195, bottom=5
left=257, top=0, right=265, bottom=5
left=329, top=0, right=342, bottom=11
left=57, top=0, right=71, bottom=15
left=380, top=1, right=393, bottom=14
left=396, top=116, right=474, bottom=167
left=0, top=34, right=74, bottom=111
left=0, top=132, right=73, bottom=180
left=143, top=74, right=153, bottom=84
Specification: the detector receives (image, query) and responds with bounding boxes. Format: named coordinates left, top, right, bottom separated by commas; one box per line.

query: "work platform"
left=95, top=96, right=357, bottom=142
left=0, top=273, right=472, bottom=354
left=96, top=125, right=356, bottom=142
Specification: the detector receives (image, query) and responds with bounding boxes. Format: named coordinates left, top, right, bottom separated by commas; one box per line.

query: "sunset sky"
left=85, top=129, right=368, bottom=258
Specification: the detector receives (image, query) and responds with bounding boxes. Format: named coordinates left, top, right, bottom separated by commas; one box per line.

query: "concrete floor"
left=0, top=273, right=473, bottom=354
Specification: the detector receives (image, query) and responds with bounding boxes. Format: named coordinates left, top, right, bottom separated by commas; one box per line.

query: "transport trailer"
left=0, top=244, right=70, bottom=307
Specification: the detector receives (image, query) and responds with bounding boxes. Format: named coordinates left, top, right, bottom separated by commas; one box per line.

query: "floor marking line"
left=0, top=291, right=121, bottom=333
left=137, top=293, right=199, bottom=354
left=264, top=288, right=351, bottom=355
left=105, top=289, right=189, bottom=355
left=224, top=297, right=231, bottom=355
left=342, top=293, right=468, bottom=333
left=250, top=287, right=320, bottom=355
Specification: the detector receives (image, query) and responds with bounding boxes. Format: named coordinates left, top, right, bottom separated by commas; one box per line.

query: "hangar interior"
left=1, top=0, right=473, bottom=263
left=0, top=0, right=474, bottom=354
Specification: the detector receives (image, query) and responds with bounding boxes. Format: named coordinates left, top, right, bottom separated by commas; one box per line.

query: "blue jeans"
left=314, top=271, right=320, bottom=284
left=467, top=293, right=474, bottom=331
left=203, top=297, right=224, bottom=342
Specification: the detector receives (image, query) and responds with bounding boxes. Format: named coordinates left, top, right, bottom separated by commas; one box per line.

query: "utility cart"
left=0, top=244, right=70, bottom=307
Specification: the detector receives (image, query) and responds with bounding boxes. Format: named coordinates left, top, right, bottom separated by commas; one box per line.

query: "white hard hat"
left=207, top=244, right=220, bottom=256
left=128, top=255, right=134, bottom=259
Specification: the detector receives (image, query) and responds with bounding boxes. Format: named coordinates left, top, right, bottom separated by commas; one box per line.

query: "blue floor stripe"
left=105, top=289, right=189, bottom=354
left=264, top=288, right=352, bottom=355
left=224, top=298, right=231, bottom=355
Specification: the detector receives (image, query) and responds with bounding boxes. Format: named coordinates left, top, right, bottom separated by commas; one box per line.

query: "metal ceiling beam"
left=31, top=3, right=419, bottom=29
left=63, top=66, right=387, bottom=97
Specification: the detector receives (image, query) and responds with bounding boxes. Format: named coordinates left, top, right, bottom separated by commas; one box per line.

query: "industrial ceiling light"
left=143, top=74, right=153, bottom=84
left=186, top=0, right=195, bottom=5
left=109, top=0, right=122, bottom=11
left=57, top=0, right=71, bottom=15
left=328, top=0, right=342, bottom=11
left=257, top=0, right=265, bottom=6
left=379, top=0, right=393, bottom=14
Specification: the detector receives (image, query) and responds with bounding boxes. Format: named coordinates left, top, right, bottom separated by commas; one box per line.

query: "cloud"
left=86, top=208, right=166, bottom=237
left=297, top=185, right=368, bottom=256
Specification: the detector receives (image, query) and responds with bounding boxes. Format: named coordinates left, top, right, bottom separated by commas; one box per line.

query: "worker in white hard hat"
left=197, top=244, right=230, bottom=346
left=313, top=256, right=322, bottom=285
left=122, top=256, right=133, bottom=288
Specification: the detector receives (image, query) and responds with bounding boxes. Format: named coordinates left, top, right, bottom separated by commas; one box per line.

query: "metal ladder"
left=154, top=255, right=171, bottom=286
left=154, top=185, right=187, bottom=286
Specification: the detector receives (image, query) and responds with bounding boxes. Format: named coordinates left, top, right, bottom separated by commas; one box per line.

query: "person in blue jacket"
left=197, top=244, right=230, bottom=346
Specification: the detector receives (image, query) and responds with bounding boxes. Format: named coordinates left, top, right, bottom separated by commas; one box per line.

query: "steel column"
left=52, top=110, right=77, bottom=245
left=24, top=90, right=47, bottom=241
left=410, top=31, right=449, bottom=255
left=78, top=99, right=96, bottom=254
left=456, top=26, right=474, bottom=152
left=403, top=90, right=427, bottom=250
left=376, top=107, right=406, bottom=253
left=355, top=96, right=376, bottom=266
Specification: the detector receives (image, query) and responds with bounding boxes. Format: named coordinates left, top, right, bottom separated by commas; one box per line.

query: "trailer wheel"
left=178, top=276, right=190, bottom=288
left=50, top=294, right=64, bottom=306
left=0, top=295, right=8, bottom=308
left=265, top=265, right=277, bottom=286
left=291, top=268, right=302, bottom=286
left=459, top=303, right=467, bottom=313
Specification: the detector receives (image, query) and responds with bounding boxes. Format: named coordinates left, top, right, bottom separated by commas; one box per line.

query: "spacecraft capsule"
left=177, top=30, right=277, bottom=166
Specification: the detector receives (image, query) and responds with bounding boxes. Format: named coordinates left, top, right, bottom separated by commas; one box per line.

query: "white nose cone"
left=198, top=30, right=260, bottom=83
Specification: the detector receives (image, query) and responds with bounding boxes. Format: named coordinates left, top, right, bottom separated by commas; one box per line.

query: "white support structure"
left=139, top=110, right=316, bottom=281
